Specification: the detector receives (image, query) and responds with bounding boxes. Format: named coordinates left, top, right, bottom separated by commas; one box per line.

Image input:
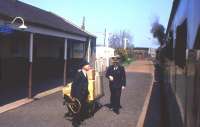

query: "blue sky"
left=19, top=0, right=173, bottom=48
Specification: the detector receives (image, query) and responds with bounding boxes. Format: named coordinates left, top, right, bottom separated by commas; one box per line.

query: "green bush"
left=115, top=48, right=134, bottom=66
left=122, top=57, right=133, bottom=66
left=115, top=48, right=128, bottom=62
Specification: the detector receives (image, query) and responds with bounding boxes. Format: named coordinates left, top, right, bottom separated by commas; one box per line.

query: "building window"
left=71, top=42, right=85, bottom=58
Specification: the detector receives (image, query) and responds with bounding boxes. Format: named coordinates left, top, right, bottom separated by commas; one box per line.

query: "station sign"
left=0, top=24, right=14, bottom=34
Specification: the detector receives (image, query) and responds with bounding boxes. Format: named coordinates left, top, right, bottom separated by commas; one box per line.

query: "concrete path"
left=0, top=60, right=154, bottom=127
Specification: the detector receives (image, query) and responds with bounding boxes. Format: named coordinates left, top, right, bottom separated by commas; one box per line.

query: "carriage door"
left=0, top=50, right=1, bottom=80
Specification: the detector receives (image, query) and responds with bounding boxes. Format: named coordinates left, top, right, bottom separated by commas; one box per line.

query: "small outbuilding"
left=0, top=0, right=96, bottom=105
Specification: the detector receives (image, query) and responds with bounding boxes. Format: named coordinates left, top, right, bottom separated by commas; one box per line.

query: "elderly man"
left=71, top=59, right=90, bottom=127
left=106, top=55, right=126, bottom=114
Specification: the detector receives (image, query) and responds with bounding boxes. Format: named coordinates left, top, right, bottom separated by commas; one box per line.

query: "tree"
left=150, top=18, right=165, bottom=46
left=108, top=30, right=134, bottom=49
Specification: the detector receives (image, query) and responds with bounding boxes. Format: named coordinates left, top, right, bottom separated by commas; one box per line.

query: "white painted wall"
left=96, top=46, right=114, bottom=59
left=148, top=48, right=156, bottom=58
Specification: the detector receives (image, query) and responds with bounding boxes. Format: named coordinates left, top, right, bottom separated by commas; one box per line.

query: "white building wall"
left=96, top=46, right=114, bottom=59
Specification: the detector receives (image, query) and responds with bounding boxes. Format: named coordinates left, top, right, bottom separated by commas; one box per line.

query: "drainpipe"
left=28, top=33, right=33, bottom=98
left=63, top=38, right=68, bottom=85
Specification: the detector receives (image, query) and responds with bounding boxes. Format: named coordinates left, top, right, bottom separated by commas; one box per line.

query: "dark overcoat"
left=106, top=65, right=126, bottom=88
left=71, top=70, right=89, bottom=100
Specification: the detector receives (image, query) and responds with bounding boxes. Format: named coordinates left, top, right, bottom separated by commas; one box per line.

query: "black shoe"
left=113, top=109, right=120, bottom=115
left=108, top=104, right=113, bottom=109
left=63, top=101, right=66, bottom=105
left=72, top=121, right=80, bottom=127
left=108, top=105, right=113, bottom=111
left=64, top=112, right=73, bottom=117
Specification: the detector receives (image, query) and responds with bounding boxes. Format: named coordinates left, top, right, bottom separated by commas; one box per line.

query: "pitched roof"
left=0, top=0, right=95, bottom=38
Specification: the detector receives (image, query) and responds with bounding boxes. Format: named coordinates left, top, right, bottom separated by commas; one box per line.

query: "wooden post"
left=63, top=38, right=68, bottom=85
left=28, top=33, right=33, bottom=98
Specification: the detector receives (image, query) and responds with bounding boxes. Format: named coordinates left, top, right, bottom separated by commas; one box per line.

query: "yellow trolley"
left=62, top=69, right=104, bottom=116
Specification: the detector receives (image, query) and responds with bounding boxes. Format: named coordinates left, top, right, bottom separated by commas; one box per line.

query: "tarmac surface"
left=0, top=60, right=153, bottom=127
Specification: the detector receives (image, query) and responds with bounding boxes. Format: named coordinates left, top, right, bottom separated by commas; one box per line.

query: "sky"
left=19, top=0, right=173, bottom=48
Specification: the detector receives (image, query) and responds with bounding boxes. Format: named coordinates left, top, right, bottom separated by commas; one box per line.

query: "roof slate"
left=0, top=0, right=95, bottom=38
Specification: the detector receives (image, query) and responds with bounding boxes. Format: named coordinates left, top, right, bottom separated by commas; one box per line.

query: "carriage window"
left=194, top=25, right=200, bottom=49
left=175, top=20, right=187, bottom=68
left=166, top=31, right=174, bottom=60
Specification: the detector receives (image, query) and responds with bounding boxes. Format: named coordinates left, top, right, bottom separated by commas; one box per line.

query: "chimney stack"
left=81, top=16, right=85, bottom=30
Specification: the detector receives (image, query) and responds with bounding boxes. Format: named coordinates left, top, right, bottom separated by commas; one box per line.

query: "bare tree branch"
left=108, top=30, right=134, bottom=48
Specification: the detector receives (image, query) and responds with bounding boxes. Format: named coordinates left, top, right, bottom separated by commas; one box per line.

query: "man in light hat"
left=106, top=55, right=126, bottom=114
left=71, top=59, right=90, bottom=127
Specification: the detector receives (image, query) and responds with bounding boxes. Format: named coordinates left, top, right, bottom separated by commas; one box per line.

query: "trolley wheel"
left=87, top=102, right=95, bottom=116
left=88, top=101, right=102, bottom=116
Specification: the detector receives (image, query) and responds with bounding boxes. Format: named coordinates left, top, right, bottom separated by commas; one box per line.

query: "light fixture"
left=11, top=16, right=27, bottom=30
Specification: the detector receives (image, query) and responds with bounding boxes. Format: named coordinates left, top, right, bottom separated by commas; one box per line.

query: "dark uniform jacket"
left=106, top=65, right=126, bottom=88
left=71, top=70, right=89, bottom=100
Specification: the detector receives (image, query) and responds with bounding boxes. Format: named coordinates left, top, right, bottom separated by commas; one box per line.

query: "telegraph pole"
left=103, top=28, right=110, bottom=67
left=104, top=28, right=106, bottom=47
left=81, top=16, right=85, bottom=30
left=124, top=37, right=128, bottom=49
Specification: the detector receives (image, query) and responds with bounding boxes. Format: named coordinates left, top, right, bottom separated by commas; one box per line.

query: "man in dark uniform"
left=71, top=60, right=90, bottom=127
left=106, top=55, right=126, bottom=114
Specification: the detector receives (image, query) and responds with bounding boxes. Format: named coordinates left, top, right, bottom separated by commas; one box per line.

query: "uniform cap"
left=111, top=55, right=120, bottom=63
